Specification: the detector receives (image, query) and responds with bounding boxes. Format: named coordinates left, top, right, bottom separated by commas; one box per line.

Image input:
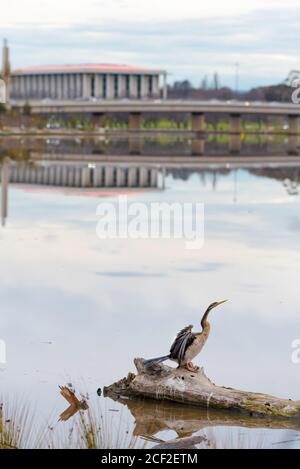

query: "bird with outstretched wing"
left=169, top=325, right=196, bottom=363
left=143, top=300, right=227, bottom=372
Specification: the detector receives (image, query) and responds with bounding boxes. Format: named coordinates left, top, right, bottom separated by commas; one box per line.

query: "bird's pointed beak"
left=216, top=299, right=228, bottom=307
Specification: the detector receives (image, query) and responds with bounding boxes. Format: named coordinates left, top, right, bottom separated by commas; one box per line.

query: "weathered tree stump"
left=104, top=358, right=300, bottom=419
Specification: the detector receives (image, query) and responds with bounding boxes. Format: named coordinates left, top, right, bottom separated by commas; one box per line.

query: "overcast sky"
left=1, top=0, right=300, bottom=89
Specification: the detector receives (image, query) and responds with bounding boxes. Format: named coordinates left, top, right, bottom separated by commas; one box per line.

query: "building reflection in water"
left=0, top=157, right=9, bottom=226
left=2, top=159, right=300, bottom=227
left=9, top=162, right=162, bottom=189
left=0, top=159, right=165, bottom=225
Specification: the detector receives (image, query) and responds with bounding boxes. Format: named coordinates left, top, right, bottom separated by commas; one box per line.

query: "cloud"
left=1, top=4, right=300, bottom=88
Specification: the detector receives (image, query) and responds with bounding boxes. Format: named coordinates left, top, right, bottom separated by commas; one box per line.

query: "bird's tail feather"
left=143, top=355, right=170, bottom=367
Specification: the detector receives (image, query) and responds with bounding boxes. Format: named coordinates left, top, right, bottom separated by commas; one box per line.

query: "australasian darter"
left=144, top=300, right=227, bottom=372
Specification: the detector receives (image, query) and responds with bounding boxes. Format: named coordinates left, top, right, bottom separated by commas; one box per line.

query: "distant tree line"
left=167, top=71, right=297, bottom=102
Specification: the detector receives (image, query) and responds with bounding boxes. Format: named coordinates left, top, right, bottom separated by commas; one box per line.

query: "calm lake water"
left=1, top=149, right=300, bottom=447
left=0, top=133, right=295, bottom=158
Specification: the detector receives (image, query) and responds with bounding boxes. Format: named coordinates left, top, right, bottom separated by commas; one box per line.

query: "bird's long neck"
left=201, top=308, right=212, bottom=333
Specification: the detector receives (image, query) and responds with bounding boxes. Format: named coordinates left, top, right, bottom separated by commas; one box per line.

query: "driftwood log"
left=104, top=358, right=300, bottom=420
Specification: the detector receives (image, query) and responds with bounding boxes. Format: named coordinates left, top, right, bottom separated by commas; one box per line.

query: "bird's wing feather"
left=169, top=325, right=196, bottom=363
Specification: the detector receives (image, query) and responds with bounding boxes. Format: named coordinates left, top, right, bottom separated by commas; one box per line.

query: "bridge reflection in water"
left=8, top=163, right=162, bottom=189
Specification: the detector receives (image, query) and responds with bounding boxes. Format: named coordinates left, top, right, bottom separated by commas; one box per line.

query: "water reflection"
left=2, top=159, right=300, bottom=228
left=0, top=159, right=164, bottom=225
left=8, top=162, right=162, bottom=189
left=249, top=167, right=300, bottom=196
left=1, top=153, right=300, bottom=447
left=169, top=166, right=300, bottom=198
left=58, top=385, right=88, bottom=422
left=0, top=156, right=9, bottom=226
left=106, top=396, right=300, bottom=440
left=0, top=134, right=299, bottom=158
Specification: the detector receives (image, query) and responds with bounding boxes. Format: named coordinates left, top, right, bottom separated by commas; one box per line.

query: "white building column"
left=56, top=74, right=62, bottom=99
left=106, top=75, right=114, bottom=99
left=116, top=167, right=126, bottom=186
left=75, top=74, right=82, bottom=98
left=12, top=77, right=17, bottom=99
left=35, top=75, right=40, bottom=98
left=41, top=75, right=46, bottom=98
left=63, top=74, right=69, bottom=99
left=49, top=74, right=55, bottom=98
left=43, top=75, right=48, bottom=98
left=104, top=166, right=114, bottom=186
left=30, top=75, right=35, bottom=98
left=68, top=74, right=74, bottom=99
left=162, top=72, right=167, bottom=99
left=28, top=75, right=34, bottom=98
left=31, top=75, right=36, bottom=98
left=141, top=75, right=148, bottom=98
left=151, top=75, right=158, bottom=98
left=47, top=74, right=52, bottom=98
left=82, top=73, right=90, bottom=98
left=29, top=75, right=34, bottom=98
left=38, top=75, right=43, bottom=99
left=11, top=77, right=16, bottom=98
left=18, top=77, right=22, bottom=99
left=119, top=75, right=126, bottom=98
left=14, top=76, right=20, bottom=99
left=95, top=74, right=103, bottom=98
left=21, top=76, right=27, bottom=99
left=129, top=75, right=137, bottom=99
left=19, top=76, right=23, bottom=99
left=25, top=76, right=30, bottom=99
left=139, top=167, right=148, bottom=187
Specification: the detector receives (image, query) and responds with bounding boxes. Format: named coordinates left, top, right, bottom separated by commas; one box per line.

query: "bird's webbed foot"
left=185, top=362, right=199, bottom=372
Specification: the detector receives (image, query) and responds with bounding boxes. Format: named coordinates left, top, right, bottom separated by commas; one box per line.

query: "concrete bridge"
left=12, top=99, right=300, bottom=154
left=13, top=99, right=300, bottom=117
left=13, top=98, right=300, bottom=132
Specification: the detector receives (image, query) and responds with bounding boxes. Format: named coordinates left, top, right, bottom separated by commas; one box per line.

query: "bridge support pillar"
left=191, top=112, right=205, bottom=132
left=191, top=138, right=205, bottom=155
left=92, top=112, right=105, bottom=129
left=229, top=135, right=242, bottom=154
left=288, top=114, right=299, bottom=134
left=288, top=115, right=299, bottom=155
left=229, top=113, right=241, bottom=154
left=129, top=136, right=143, bottom=155
left=230, top=113, right=241, bottom=133
left=129, top=112, right=143, bottom=130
